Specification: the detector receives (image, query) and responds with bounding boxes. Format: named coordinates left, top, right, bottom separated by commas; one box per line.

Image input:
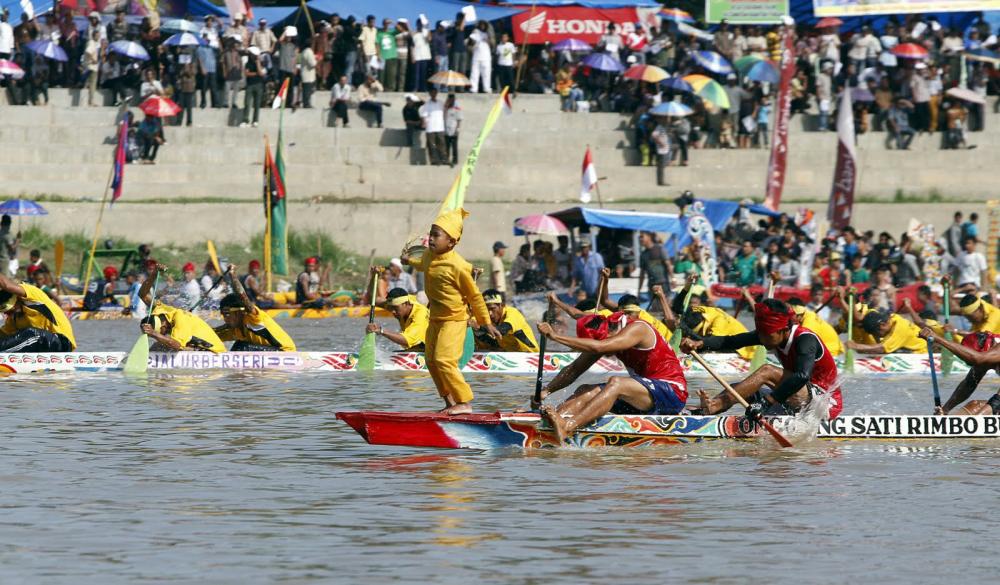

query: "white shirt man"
left=0, top=18, right=14, bottom=57
left=419, top=97, right=445, bottom=133
left=469, top=27, right=492, bottom=93
left=496, top=40, right=515, bottom=67
left=331, top=80, right=351, bottom=102
left=956, top=246, right=987, bottom=289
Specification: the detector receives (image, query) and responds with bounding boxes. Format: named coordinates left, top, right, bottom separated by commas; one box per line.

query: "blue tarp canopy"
left=302, top=0, right=523, bottom=24
left=2, top=0, right=55, bottom=24
left=184, top=0, right=228, bottom=18
left=248, top=6, right=299, bottom=29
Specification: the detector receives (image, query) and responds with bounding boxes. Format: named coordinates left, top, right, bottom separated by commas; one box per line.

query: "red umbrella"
left=139, top=95, right=181, bottom=117
left=892, top=43, right=929, bottom=59
left=814, top=17, right=843, bottom=28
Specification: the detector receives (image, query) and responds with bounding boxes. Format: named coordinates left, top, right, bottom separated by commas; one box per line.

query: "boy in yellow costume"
left=403, top=208, right=500, bottom=414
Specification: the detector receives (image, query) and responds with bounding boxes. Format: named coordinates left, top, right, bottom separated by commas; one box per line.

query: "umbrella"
left=650, top=101, right=693, bottom=117
left=581, top=52, right=624, bottom=73
left=160, top=18, right=202, bottom=34
left=163, top=32, right=205, bottom=47
left=514, top=214, right=569, bottom=237
left=851, top=87, right=875, bottom=102
left=25, top=40, right=67, bottom=62
left=745, top=60, right=779, bottom=83
left=623, top=64, right=669, bottom=83
left=676, top=22, right=713, bottom=42
left=552, top=38, right=592, bottom=52
left=891, top=43, right=928, bottom=60
left=734, top=54, right=765, bottom=74
left=946, top=87, right=986, bottom=105
left=428, top=70, right=471, bottom=87
left=692, top=50, right=733, bottom=75
left=139, top=95, right=182, bottom=117
left=683, top=74, right=731, bottom=109
left=0, top=59, right=24, bottom=79
left=814, top=17, right=843, bottom=28
left=0, top=199, right=48, bottom=216
left=660, top=77, right=694, bottom=93
left=110, top=40, right=150, bottom=61
left=659, top=8, right=695, bottom=24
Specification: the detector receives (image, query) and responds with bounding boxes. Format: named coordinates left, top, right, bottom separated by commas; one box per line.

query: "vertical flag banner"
left=272, top=77, right=289, bottom=110
left=263, top=133, right=288, bottom=276
left=763, top=25, right=795, bottom=211
left=827, top=89, right=856, bottom=230
left=580, top=147, right=597, bottom=204
left=110, top=112, right=130, bottom=205
left=439, top=86, right=510, bottom=214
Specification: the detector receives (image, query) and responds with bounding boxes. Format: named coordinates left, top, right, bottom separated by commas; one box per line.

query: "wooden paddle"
left=844, top=289, right=856, bottom=374
left=690, top=351, right=794, bottom=448
left=941, top=278, right=954, bottom=376
left=669, top=281, right=696, bottom=352
left=122, top=273, right=159, bottom=376
left=53, top=239, right=64, bottom=293
left=927, top=339, right=942, bottom=409
left=532, top=299, right=555, bottom=410
left=357, top=269, right=380, bottom=371
left=207, top=240, right=222, bottom=274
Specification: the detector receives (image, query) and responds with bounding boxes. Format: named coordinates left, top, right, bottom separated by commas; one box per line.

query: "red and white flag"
left=501, top=88, right=513, bottom=115
left=580, top=147, right=597, bottom=204
left=827, top=89, right=856, bottom=230
left=271, top=77, right=289, bottom=109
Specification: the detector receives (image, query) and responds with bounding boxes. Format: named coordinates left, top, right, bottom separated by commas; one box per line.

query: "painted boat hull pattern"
left=67, top=306, right=393, bottom=321
left=0, top=351, right=975, bottom=375
left=335, top=411, right=1000, bottom=450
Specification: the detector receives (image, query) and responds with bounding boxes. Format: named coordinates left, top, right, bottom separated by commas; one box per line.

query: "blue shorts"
left=609, top=375, right=687, bottom=415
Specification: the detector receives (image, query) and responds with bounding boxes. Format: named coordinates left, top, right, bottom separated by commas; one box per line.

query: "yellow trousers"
left=425, top=320, right=473, bottom=404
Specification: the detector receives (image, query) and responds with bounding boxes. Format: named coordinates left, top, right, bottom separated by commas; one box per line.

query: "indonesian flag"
left=271, top=77, right=289, bottom=109
left=580, top=147, right=597, bottom=204
left=827, top=89, right=857, bottom=230
left=501, top=89, right=513, bottom=115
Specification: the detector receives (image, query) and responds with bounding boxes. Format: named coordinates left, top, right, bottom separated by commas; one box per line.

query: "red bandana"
left=754, top=303, right=792, bottom=335
left=576, top=314, right=609, bottom=340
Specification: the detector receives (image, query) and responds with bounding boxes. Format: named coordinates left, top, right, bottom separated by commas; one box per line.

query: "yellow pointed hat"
left=433, top=208, right=470, bottom=241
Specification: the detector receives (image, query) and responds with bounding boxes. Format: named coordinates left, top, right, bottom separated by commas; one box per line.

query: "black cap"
left=493, top=241, right=508, bottom=251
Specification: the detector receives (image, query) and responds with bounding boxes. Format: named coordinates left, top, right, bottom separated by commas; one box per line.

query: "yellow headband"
left=390, top=294, right=415, bottom=307
left=619, top=303, right=641, bottom=313
left=961, top=299, right=984, bottom=316
left=433, top=208, right=470, bottom=241
left=483, top=294, right=504, bottom=305
left=792, top=305, right=806, bottom=316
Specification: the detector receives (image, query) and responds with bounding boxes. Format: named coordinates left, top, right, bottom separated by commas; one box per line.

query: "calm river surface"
left=0, top=319, right=994, bottom=583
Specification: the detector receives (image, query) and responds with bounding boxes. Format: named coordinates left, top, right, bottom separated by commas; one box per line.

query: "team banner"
left=705, top=0, right=789, bottom=24
left=763, top=27, right=795, bottom=211
left=511, top=6, right=661, bottom=44
left=814, top=0, right=1000, bottom=17
left=827, top=89, right=856, bottom=230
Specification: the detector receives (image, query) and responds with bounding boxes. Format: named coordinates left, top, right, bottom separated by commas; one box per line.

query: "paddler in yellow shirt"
left=681, top=305, right=759, bottom=361
left=137, top=264, right=226, bottom=353
left=402, top=208, right=500, bottom=414
left=0, top=273, right=76, bottom=352
left=367, top=287, right=429, bottom=351
left=787, top=298, right=843, bottom=357
left=474, top=289, right=538, bottom=352
left=899, top=298, right=958, bottom=342
left=848, top=310, right=925, bottom=354
left=214, top=266, right=296, bottom=351
left=835, top=287, right=877, bottom=345
left=952, top=294, right=1000, bottom=336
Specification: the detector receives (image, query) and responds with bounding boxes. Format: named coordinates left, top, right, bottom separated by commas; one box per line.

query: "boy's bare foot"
left=698, top=389, right=721, bottom=415
left=541, top=406, right=569, bottom=445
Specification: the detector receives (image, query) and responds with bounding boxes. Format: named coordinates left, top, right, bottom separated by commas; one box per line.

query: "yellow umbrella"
left=622, top=64, right=670, bottom=83
left=682, top=74, right=731, bottom=110
left=429, top=70, right=472, bottom=87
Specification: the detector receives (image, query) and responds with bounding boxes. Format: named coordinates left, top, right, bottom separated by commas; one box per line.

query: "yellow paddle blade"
left=123, top=334, right=150, bottom=375
left=749, top=345, right=767, bottom=371
left=54, top=239, right=64, bottom=277
left=207, top=240, right=222, bottom=274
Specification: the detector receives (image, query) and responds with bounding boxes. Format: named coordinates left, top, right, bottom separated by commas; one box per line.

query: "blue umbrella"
left=161, top=18, right=202, bottom=34
left=109, top=40, right=150, bottom=61
left=650, top=101, right=693, bottom=117
left=581, top=52, right=624, bottom=73
left=692, top=50, right=733, bottom=75
left=745, top=60, right=779, bottom=84
left=660, top=77, right=694, bottom=93
left=25, top=40, right=68, bottom=62
left=553, top=38, right=592, bottom=52
left=0, top=199, right=48, bottom=216
left=163, top=32, right=205, bottom=47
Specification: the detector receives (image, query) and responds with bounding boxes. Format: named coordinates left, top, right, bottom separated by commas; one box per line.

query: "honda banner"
left=511, top=6, right=661, bottom=45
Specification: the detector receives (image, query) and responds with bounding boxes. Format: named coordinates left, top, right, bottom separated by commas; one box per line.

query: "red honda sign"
left=511, top=6, right=660, bottom=44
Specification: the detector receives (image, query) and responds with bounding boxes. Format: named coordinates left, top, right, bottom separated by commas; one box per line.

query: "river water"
left=1, top=319, right=993, bottom=583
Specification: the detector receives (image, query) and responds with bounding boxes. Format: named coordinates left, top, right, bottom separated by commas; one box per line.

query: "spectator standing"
left=196, top=31, right=220, bottom=108
left=357, top=75, right=384, bottom=127
left=393, top=19, right=410, bottom=93
left=359, top=15, right=379, bottom=76
left=299, top=44, right=317, bottom=108
left=82, top=29, right=101, bottom=106
left=887, top=97, right=915, bottom=149
left=377, top=19, right=399, bottom=91
left=177, top=58, right=197, bottom=127
left=945, top=212, right=964, bottom=258
left=140, top=68, right=163, bottom=99
left=651, top=118, right=671, bottom=186
left=910, top=64, right=931, bottom=132
left=107, top=9, right=128, bottom=43
left=468, top=21, right=492, bottom=93
left=945, top=100, right=971, bottom=149
left=330, top=75, right=351, bottom=127
left=221, top=38, right=243, bottom=108
left=403, top=93, right=423, bottom=147
left=277, top=29, right=299, bottom=109
left=0, top=215, right=19, bottom=277
left=490, top=241, right=507, bottom=294
left=0, top=11, right=13, bottom=60
left=816, top=61, right=833, bottom=131
left=449, top=14, right=469, bottom=76
left=444, top=93, right=462, bottom=166
left=431, top=21, right=449, bottom=82
left=962, top=213, right=979, bottom=241
left=637, top=231, right=670, bottom=295
left=137, top=113, right=163, bottom=164
left=598, top=23, right=621, bottom=61
left=495, top=33, right=516, bottom=91
left=572, top=241, right=605, bottom=298
left=756, top=95, right=771, bottom=147
left=201, top=15, right=220, bottom=49
left=251, top=19, right=278, bottom=72
left=410, top=19, right=432, bottom=91
left=420, top=88, right=447, bottom=165
left=337, top=16, right=359, bottom=83
left=241, top=46, right=264, bottom=127
left=670, top=114, right=690, bottom=165
left=955, top=237, right=987, bottom=291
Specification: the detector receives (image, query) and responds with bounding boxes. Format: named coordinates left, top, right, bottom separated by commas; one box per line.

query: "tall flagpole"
left=81, top=166, right=115, bottom=296
left=264, top=135, right=274, bottom=293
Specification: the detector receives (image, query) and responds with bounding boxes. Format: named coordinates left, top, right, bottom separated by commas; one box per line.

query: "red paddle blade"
left=762, top=419, right=794, bottom=448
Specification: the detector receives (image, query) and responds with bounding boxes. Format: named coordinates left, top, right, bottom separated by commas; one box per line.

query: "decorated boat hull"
left=0, top=351, right=974, bottom=375
left=65, top=306, right=391, bottom=320
left=335, top=411, right=1000, bottom=450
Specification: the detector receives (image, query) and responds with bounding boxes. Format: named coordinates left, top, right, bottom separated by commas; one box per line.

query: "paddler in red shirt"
left=535, top=311, right=688, bottom=444
left=681, top=298, right=842, bottom=421
left=918, top=327, right=1000, bottom=415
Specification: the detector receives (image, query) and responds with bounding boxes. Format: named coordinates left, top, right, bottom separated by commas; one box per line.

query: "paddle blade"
left=749, top=344, right=767, bottom=371
left=123, top=334, right=150, bottom=375
left=207, top=240, right=222, bottom=274
left=762, top=419, right=794, bottom=448
left=844, top=348, right=856, bottom=374
left=357, top=332, right=377, bottom=371
left=458, top=326, right=475, bottom=368
left=669, top=328, right=681, bottom=353
left=941, top=331, right=955, bottom=376
left=54, top=239, right=64, bottom=276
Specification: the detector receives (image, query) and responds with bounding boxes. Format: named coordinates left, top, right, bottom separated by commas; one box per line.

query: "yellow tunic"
left=216, top=309, right=296, bottom=351
left=0, top=283, right=76, bottom=349
left=836, top=302, right=877, bottom=345
left=879, top=314, right=926, bottom=354
left=152, top=305, right=227, bottom=353
left=693, top=306, right=758, bottom=361
left=495, top=306, right=539, bottom=352
left=800, top=310, right=843, bottom=357
left=414, top=249, right=491, bottom=404
left=973, top=302, right=1000, bottom=334
left=399, top=301, right=430, bottom=349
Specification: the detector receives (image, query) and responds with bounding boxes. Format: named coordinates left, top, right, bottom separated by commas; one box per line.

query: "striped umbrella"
left=581, top=52, right=624, bottom=72
left=623, top=64, right=669, bottom=83
left=891, top=43, right=929, bottom=60
left=428, top=70, right=471, bottom=86
left=25, top=40, right=68, bottom=62
left=745, top=60, right=779, bottom=84
left=160, top=18, right=202, bottom=34
left=0, top=59, right=24, bottom=78
left=0, top=199, right=48, bottom=216
left=110, top=40, right=150, bottom=61
left=650, top=101, right=693, bottom=117
left=734, top=54, right=765, bottom=74
left=139, top=95, right=182, bottom=117
left=660, top=77, right=694, bottom=93
left=814, top=17, right=843, bottom=28
left=163, top=32, right=205, bottom=47
left=514, top=214, right=569, bottom=237
left=683, top=74, right=731, bottom=109
left=552, top=38, right=592, bottom=52
left=659, top=8, right=695, bottom=24
left=692, top=50, right=733, bottom=75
